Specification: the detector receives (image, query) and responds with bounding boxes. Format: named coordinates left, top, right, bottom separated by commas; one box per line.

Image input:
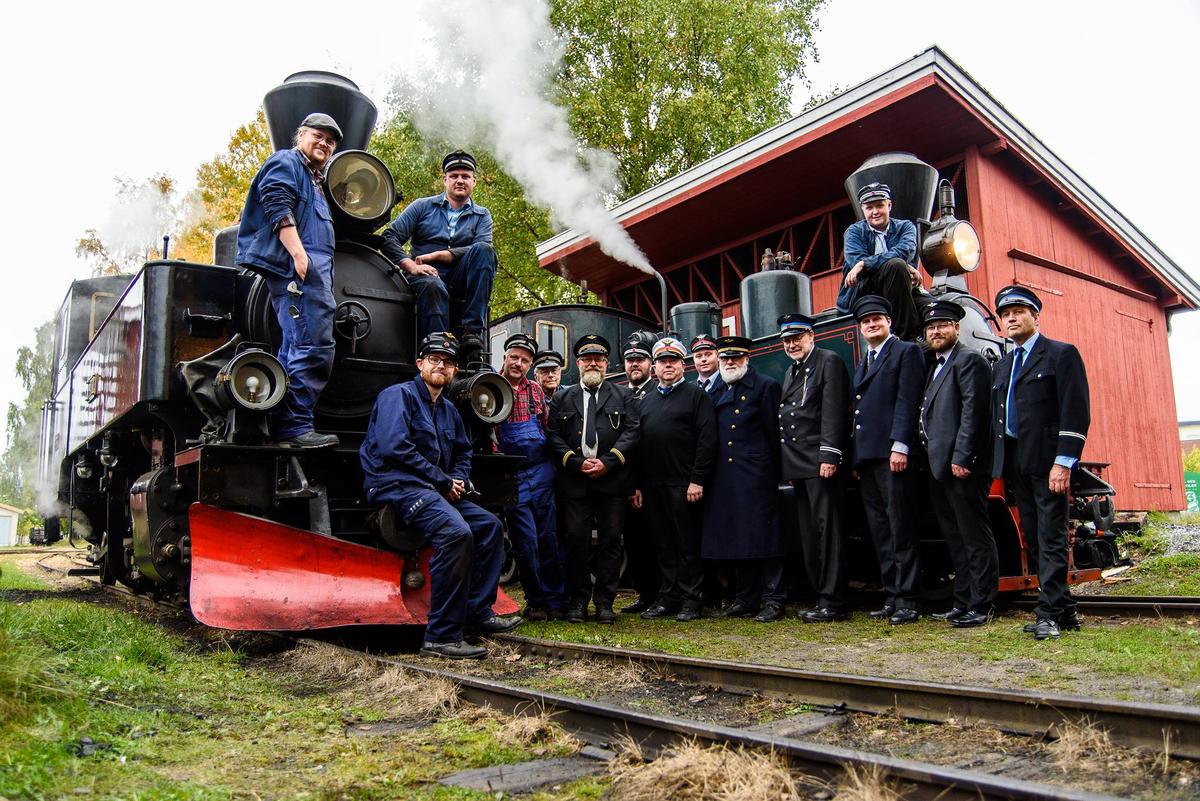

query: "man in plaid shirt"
left=495, top=333, right=565, bottom=619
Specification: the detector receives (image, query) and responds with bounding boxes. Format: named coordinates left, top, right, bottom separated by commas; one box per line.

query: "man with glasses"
left=777, top=314, right=850, bottom=622
left=360, top=332, right=522, bottom=659
left=533, top=350, right=565, bottom=399
left=381, top=150, right=497, bottom=365
left=236, top=113, right=344, bottom=448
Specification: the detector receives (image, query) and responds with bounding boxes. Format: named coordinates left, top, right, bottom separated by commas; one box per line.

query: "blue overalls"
left=267, top=188, right=337, bottom=440
left=496, top=390, right=566, bottom=613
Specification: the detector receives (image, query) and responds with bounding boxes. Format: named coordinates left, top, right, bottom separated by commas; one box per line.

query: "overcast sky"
left=2, top=0, right=1198, bottom=454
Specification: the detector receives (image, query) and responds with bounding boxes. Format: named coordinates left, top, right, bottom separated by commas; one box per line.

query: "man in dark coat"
left=691, top=333, right=720, bottom=392
left=851, top=295, right=925, bottom=624
left=990, top=286, right=1091, bottom=640
left=618, top=331, right=660, bottom=615
left=918, top=301, right=999, bottom=628
left=631, top=337, right=717, bottom=621
left=777, top=314, right=850, bottom=622
left=360, top=332, right=521, bottom=659
left=546, top=335, right=641, bottom=624
left=702, top=336, right=785, bottom=622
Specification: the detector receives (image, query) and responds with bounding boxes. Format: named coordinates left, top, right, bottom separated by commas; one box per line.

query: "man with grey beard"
left=546, top=335, right=640, bottom=624
left=703, top=336, right=785, bottom=622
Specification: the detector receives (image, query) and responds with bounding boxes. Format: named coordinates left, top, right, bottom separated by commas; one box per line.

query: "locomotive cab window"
left=535, top=321, right=567, bottom=358
left=489, top=329, right=509, bottom=372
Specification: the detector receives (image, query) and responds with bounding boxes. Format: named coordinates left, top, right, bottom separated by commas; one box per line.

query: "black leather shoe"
left=1032, top=618, right=1060, bottom=640
left=753, top=602, right=784, bottom=622
left=675, top=606, right=702, bottom=622
left=420, top=640, right=487, bottom=659
left=640, top=604, right=678, bottom=619
left=468, top=615, right=522, bottom=636
left=521, top=606, right=551, bottom=622
left=1059, top=610, right=1082, bottom=631
left=621, top=599, right=652, bottom=614
left=950, top=610, right=993, bottom=628
left=1022, top=620, right=1039, bottom=633
left=279, top=431, right=340, bottom=449
left=718, top=601, right=755, bottom=618
left=803, top=606, right=850, bottom=623
left=931, top=607, right=968, bottom=622
left=594, top=605, right=617, bottom=624
left=564, top=604, right=586, bottom=623
left=868, top=604, right=896, bottom=620
left=888, top=608, right=920, bottom=625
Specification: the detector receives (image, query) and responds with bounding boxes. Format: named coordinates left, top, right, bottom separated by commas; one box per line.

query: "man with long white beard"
left=546, top=335, right=641, bottom=624
left=702, top=336, right=785, bottom=622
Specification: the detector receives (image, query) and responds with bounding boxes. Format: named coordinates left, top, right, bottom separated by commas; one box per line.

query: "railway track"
left=1013, top=594, right=1200, bottom=619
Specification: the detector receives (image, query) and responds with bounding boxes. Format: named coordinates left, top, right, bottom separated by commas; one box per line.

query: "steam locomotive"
left=36, top=71, right=1120, bottom=630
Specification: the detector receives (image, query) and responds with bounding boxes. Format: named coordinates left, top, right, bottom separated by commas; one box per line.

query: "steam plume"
left=393, top=0, right=652, bottom=274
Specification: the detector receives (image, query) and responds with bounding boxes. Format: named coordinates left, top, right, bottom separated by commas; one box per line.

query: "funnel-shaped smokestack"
left=263, top=71, right=378, bottom=153
left=844, top=152, right=939, bottom=224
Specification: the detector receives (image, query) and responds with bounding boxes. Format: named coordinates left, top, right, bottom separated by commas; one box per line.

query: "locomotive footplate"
left=175, top=442, right=337, bottom=513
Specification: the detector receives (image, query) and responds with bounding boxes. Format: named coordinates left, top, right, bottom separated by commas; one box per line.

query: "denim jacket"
left=236, top=149, right=334, bottom=278
left=380, top=193, right=493, bottom=266
left=836, top=218, right=918, bottom=312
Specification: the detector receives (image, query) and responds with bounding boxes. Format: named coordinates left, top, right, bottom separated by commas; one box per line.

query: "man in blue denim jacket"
left=381, top=150, right=497, bottom=364
left=236, top=113, right=343, bottom=449
left=360, top=332, right=521, bottom=658
left=836, top=183, right=922, bottom=340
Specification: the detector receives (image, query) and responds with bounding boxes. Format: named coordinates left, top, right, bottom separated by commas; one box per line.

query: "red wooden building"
left=536, top=47, right=1200, bottom=512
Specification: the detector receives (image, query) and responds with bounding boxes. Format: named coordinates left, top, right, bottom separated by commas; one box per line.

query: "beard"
left=580, top=368, right=605, bottom=389
left=719, top=363, right=748, bottom=384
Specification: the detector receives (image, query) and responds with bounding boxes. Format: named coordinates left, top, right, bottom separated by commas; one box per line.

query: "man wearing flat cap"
left=533, top=350, right=565, bottom=399
left=630, top=337, right=717, bottom=621
left=381, top=150, right=497, bottom=364
left=618, top=330, right=660, bottom=615
left=691, top=333, right=720, bottom=393
left=777, top=314, right=851, bottom=622
left=918, top=301, right=998, bottom=628
left=851, top=295, right=925, bottom=624
left=990, top=286, right=1090, bottom=641
left=703, top=336, right=786, bottom=622
left=237, top=113, right=345, bottom=449
left=360, top=332, right=521, bottom=659
left=837, top=183, right=923, bottom=340
left=495, top=333, right=565, bottom=621
left=546, top=335, right=641, bottom=624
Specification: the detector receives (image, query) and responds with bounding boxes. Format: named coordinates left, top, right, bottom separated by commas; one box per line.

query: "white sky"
left=2, top=0, right=1198, bottom=453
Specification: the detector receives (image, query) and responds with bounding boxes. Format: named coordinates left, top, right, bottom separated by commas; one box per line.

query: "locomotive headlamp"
left=215, top=348, right=288, bottom=412
left=921, top=180, right=981, bottom=276
left=324, top=151, right=398, bottom=232
left=450, top=370, right=515, bottom=426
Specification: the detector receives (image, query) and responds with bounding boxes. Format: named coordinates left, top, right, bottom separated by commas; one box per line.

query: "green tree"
left=553, top=0, right=826, bottom=197
left=0, top=321, right=56, bottom=524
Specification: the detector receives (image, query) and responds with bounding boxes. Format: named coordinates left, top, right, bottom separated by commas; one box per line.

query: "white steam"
left=393, top=0, right=652, bottom=274
left=100, top=180, right=177, bottom=264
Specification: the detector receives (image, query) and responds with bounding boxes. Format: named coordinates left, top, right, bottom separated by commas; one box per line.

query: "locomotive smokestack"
left=263, top=71, right=378, bottom=153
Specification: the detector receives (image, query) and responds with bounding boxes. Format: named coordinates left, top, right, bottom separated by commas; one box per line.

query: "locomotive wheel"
left=98, top=530, right=153, bottom=593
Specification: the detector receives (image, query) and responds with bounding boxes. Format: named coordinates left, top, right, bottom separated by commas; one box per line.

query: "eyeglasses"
left=307, top=130, right=338, bottom=148
left=925, top=321, right=957, bottom=331
left=422, top=355, right=456, bottom=367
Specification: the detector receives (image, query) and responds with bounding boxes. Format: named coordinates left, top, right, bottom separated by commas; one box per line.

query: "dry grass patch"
left=608, top=738, right=805, bottom=800
left=554, top=656, right=649, bottom=692
left=834, top=763, right=904, bottom=801
left=498, top=704, right=581, bottom=753
left=1049, top=719, right=1124, bottom=772
left=283, top=644, right=459, bottom=719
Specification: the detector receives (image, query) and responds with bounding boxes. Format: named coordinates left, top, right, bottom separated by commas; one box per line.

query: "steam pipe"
left=651, top=268, right=670, bottom=334
left=162, top=236, right=170, bottom=260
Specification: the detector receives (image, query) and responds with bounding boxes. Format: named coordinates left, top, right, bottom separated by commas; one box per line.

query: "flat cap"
left=716, top=335, right=752, bottom=358
left=503, top=333, right=538, bottom=356
left=922, top=300, right=965, bottom=325
left=994, top=285, right=1042, bottom=313
left=442, top=150, right=477, bottom=173
left=777, top=313, right=815, bottom=337
left=574, top=334, right=611, bottom=358
left=651, top=337, right=687, bottom=361
left=852, top=294, right=892, bottom=321
left=690, top=333, right=718, bottom=352
left=300, top=113, right=343, bottom=142
left=857, top=182, right=891, bottom=205
left=419, top=331, right=458, bottom=359
left=534, top=350, right=564, bottom=369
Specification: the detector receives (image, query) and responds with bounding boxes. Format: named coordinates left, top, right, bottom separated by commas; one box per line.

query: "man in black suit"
left=691, top=333, right=720, bottom=392
left=619, top=331, right=660, bottom=615
left=850, top=295, right=925, bottom=624
left=990, top=286, right=1090, bottom=640
left=777, top=314, right=850, bottom=622
left=546, top=334, right=641, bottom=624
left=918, top=301, right=998, bottom=628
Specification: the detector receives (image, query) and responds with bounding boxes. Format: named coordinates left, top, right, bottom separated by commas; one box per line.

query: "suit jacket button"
left=779, top=403, right=784, bottom=408
left=734, top=409, right=741, bottom=415
left=855, top=424, right=861, bottom=430
left=727, top=441, right=733, bottom=446
left=730, top=424, right=736, bottom=430
left=728, top=457, right=734, bottom=463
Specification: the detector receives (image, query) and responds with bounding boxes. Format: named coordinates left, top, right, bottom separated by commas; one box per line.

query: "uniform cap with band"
left=419, top=331, right=459, bottom=359
left=690, top=333, right=718, bottom=352
left=922, top=300, right=965, bottom=324
left=503, top=333, right=538, bottom=356
left=852, top=294, right=893, bottom=321
left=777, top=313, right=815, bottom=337
left=715, top=335, right=752, bottom=358
left=994, top=285, right=1043, bottom=313
left=857, top=182, right=891, bottom=204
left=651, top=337, right=687, bottom=361
left=573, top=334, right=611, bottom=358
left=534, top=350, right=564, bottom=369
left=442, top=150, right=477, bottom=173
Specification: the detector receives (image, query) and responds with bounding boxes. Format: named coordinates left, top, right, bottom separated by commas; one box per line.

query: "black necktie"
left=584, top=388, right=598, bottom=450
left=868, top=350, right=876, bottom=368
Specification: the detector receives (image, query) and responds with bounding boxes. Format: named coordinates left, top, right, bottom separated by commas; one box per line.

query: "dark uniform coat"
left=919, top=345, right=993, bottom=482
left=779, top=347, right=849, bottom=479
left=851, top=336, right=924, bottom=464
left=546, top=381, right=640, bottom=496
left=702, top=366, right=783, bottom=559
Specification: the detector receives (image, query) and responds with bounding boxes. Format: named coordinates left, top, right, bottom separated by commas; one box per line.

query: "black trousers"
left=793, top=475, right=846, bottom=611
left=560, top=492, right=626, bottom=609
left=929, top=471, right=999, bottom=613
left=642, top=484, right=704, bottom=609
left=624, top=506, right=660, bottom=604
left=860, top=258, right=921, bottom=340
left=1004, top=439, right=1076, bottom=621
left=858, top=459, right=920, bottom=609
left=732, top=560, right=785, bottom=607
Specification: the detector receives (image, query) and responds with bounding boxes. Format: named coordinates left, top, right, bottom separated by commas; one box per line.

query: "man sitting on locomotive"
left=235, top=112, right=343, bottom=449
left=837, top=183, right=923, bottom=341
left=380, top=150, right=497, bottom=365
left=360, top=332, right=522, bottom=659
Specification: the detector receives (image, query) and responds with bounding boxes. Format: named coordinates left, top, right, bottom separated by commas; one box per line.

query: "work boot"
left=594, top=605, right=617, bottom=625
left=564, top=604, right=586, bottom=624
left=466, top=615, right=523, bottom=638
left=420, top=640, right=487, bottom=659
left=459, top=332, right=484, bottom=366
left=279, top=431, right=340, bottom=449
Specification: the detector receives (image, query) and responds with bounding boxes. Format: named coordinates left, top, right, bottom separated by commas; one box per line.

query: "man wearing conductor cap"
left=991, top=286, right=1090, bottom=640
left=533, top=350, right=565, bottom=399
left=691, top=333, right=720, bottom=393
left=618, top=331, right=660, bottom=615
left=546, top=335, right=641, bottom=624
left=381, top=150, right=497, bottom=364
left=360, top=332, right=521, bottom=660
left=837, top=183, right=923, bottom=340
left=237, top=112, right=344, bottom=449
left=918, top=301, right=998, bottom=628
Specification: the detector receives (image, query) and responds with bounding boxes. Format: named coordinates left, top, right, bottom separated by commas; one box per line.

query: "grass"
left=0, top=559, right=602, bottom=801
left=1106, top=553, right=1200, bottom=597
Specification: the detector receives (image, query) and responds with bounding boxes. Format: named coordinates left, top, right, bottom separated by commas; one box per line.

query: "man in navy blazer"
left=850, top=295, right=924, bottom=624
left=918, top=301, right=998, bottom=628
left=990, top=286, right=1090, bottom=640
left=837, top=183, right=922, bottom=340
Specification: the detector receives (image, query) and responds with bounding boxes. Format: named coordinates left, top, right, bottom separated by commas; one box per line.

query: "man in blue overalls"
left=236, top=113, right=342, bottom=448
left=495, top=333, right=566, bottom=620
left=360, top=333, right=523, bottom=659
